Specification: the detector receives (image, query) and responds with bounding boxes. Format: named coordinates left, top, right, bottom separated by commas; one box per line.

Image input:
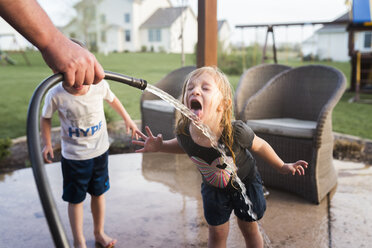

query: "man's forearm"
left=0, top=0, right=62, bottom=51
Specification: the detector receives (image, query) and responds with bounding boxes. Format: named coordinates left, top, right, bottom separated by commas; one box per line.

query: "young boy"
left=41, top=79, right=138, bottom=248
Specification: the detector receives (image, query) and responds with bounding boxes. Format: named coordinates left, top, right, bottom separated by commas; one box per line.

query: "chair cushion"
left=246, top=118, right=317, bottom=138
left=142, top=100, right=174, bottom=113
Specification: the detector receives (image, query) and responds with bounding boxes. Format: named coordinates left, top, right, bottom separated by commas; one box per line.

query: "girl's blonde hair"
left=176, top=66, right=235, bottom=160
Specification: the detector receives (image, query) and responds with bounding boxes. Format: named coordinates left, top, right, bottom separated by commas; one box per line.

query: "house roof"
left=302, top=12, right=350, bottom=44
left=218, top=20, right=227, bottom=31
left=318, top=12, right=350, bottom=33
left=140, top=7, right=187, bottom=29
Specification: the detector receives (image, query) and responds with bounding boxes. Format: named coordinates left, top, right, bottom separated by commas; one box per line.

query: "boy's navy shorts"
left=61, top=150, right=110, bottom=204
left=201, top=171, right=266, bottom=226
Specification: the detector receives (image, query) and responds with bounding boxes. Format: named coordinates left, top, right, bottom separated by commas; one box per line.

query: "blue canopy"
left=353, top=0, right=372, bottom=23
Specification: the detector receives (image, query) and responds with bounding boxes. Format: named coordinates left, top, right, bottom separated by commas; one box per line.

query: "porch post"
left=197, top=0, right=218, bottom=68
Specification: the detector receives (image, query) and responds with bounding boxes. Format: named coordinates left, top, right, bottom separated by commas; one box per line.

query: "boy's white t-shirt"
left=42, top=80, right=115, bottom=160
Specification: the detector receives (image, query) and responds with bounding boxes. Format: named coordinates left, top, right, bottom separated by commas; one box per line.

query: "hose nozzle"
left=104, top=71, right=147, bottom=90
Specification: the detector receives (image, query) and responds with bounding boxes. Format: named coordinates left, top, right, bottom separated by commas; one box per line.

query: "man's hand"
left=41, top=35, right=104, bottom=88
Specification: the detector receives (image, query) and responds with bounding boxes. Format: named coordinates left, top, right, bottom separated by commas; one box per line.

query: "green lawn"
left=0, top=51, right=371, bottom=140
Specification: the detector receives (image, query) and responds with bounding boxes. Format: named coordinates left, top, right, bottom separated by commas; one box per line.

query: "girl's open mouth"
left=190, top=99, right=202, bottom=117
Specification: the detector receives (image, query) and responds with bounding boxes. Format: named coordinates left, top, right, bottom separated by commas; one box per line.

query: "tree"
left=177, top=0, right=188, bottom=66
left=75, top=0, right=98, bottom=51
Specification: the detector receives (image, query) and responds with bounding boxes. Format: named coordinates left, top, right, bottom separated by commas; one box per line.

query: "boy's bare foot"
left=73, top=240, right=87, bottom=248
left=95, top=233, right=117, bottom=248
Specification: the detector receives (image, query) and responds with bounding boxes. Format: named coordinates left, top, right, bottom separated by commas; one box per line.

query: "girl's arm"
left=132, top=126, right=185, bottom=154
left=250, top=135, right=308, bottom=175
left=40, top=117, right=54, bottom=163
left=107, top=97, right=140, bottom=139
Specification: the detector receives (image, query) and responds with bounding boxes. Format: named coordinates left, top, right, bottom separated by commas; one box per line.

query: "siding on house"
left=302, top=13, right=350, bottom=62
left=302, top=12, right=372, bottom=62
left=139, top=7, right=197, bottom=53
left=218, top=20, right=231, bottom=53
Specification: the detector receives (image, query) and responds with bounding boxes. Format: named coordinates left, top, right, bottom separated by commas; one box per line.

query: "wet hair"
left=176, top=66, right=235, bottom=161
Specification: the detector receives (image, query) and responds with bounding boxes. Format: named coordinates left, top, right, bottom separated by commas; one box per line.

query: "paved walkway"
left=0, top=153, right=371, bottom=247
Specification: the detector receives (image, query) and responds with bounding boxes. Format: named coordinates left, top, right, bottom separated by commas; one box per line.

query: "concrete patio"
left=0, top=152, right=371, bottom=247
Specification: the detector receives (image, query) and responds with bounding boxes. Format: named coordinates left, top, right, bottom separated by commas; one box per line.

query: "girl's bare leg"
left=208, top=221, right=229, bottom=248
left=237, top=218, right=263, bottom=248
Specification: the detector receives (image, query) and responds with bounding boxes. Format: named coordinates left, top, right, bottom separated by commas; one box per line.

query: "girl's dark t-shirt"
left=176, top=120, right=257, bottom=189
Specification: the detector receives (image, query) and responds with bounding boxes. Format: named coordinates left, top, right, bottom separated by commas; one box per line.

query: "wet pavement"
left=0, top=152, right=371, bottom=247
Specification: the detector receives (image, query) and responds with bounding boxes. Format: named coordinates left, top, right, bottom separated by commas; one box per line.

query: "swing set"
left=0, top=33, right=31, bottom=66
left=236, top=0, right=372, bottom=101
left=236, top=19, right=349, bottom=66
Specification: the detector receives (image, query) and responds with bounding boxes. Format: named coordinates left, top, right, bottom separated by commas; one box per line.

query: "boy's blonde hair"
left=176, top=66, right=235, bottom=160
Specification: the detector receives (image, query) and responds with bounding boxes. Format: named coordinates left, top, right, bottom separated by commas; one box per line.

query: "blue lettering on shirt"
left=91, top=125, right=99, bottom=135
left=68, top=121, right=103, bottom=137
left=68, top=128, right=80, bottom=137
left=80, top=128, right=90, bottom=137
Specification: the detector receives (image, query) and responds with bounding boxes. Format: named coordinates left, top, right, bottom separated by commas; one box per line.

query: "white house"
left=63, top=0, right=172, bottom=53
left=62, top=0, right=198, bottom=54
left=302, top=13, right=349, bottom=61
left=218, top=20, right=231, bottom=53
left=302, top=12, right=372, bottom=62
left=0, top=18, right=32, bottom=51
left=139, top=7, right=197, bottom=53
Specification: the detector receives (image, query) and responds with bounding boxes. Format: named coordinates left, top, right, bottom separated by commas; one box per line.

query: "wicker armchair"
left=242, top=65, right=346, bottom=204
left=140, top=66, right=196, bottom=139
left=234, top=64, right=291, bottom=120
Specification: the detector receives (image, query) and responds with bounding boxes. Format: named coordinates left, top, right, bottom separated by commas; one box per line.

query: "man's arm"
left=0, top=0, right=104, bottom=87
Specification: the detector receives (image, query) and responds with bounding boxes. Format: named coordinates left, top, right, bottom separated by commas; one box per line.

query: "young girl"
left=133, top=66, right=308, bottom=248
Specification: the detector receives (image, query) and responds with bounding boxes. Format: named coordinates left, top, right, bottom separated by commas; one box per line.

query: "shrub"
left=218, top=45, right=263, bottom=75
left=333, top=139, right=364, bottom=161
left=218, top=53, right=243, bottom=75
left=0, top=138, right=11, bottom=161
left=158, top=46, right=166, bottom=53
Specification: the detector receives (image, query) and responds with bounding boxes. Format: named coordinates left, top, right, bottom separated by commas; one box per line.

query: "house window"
left=88, top=32, right=97, bottom=51
left=155, top=29, right=161, bottom=41
left=125, top=30, right=131, bottom=42
left=101, top=31, right=106, bottom=42
left=84, top=6, right=96, bottom=20
left=364, top=32, right=372, bottom=48
left=124, top=13, right=130, bottom=23
left=148, top=29, right=161, bottom=42
left=149, top=30, right=154, bottom=42
left=100, top=14, right=106, bottom=25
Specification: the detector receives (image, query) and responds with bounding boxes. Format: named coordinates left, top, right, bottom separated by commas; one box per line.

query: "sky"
left=38, top=0, right=350, bottom=45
